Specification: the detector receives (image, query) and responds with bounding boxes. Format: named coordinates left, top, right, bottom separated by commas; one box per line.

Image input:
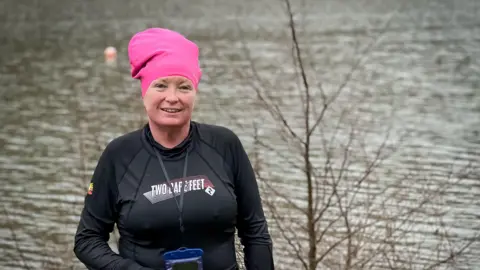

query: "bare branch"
left=307, top=2, right=405, bottom=138
left=222, top=1, right=478, bottom=270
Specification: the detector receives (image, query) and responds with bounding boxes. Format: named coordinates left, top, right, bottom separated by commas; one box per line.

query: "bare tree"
left=205, top=0, right=480, bottom=269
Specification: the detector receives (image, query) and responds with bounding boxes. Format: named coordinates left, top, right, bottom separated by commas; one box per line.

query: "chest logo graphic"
left=143, top=175, right=215, bottom=204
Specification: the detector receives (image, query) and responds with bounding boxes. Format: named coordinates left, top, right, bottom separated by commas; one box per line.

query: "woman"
left=73, top=28, right=274, bottom=270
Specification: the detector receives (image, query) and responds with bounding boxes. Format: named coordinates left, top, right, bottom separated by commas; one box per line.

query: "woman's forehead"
left=154, top=76, right=191, bottom=84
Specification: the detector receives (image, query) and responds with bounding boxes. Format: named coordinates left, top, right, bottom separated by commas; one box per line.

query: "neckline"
left=142, top=122, right=196, bottom=160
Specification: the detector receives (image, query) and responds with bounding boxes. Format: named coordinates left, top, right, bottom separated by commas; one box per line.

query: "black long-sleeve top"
left=73, top=122, right=274, bottom=270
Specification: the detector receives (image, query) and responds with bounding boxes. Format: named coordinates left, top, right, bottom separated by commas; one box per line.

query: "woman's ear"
left=192, top=89, right=199, bottom=110
left=192, top=95, right=197, bottom=110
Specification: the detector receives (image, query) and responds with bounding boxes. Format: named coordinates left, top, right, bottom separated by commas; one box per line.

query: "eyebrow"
left=157, top=79, right=189, bottom=84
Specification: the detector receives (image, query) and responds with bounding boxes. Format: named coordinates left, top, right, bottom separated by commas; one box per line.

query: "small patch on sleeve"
left=87, top=183, right=94, bottom=195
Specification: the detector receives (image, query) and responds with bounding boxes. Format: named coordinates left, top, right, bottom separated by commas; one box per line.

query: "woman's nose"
left=164, top=87, right=179, bottom=102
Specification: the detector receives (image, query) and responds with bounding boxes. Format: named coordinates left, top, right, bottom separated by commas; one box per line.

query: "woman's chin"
left=152, top=118, right=188, bottom=127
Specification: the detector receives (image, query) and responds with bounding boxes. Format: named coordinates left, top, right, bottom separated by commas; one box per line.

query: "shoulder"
left=102, top=127, right=144, bottom=159
left=194, top=121, right=242, bottom=147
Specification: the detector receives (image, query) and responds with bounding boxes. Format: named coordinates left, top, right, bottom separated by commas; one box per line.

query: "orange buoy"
left=104, top=46, right=117, bottom=63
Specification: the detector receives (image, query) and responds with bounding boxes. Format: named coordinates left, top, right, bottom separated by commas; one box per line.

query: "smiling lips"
left=161, top=108, right=182, bottom=113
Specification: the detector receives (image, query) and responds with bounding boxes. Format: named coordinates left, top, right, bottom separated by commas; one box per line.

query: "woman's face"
left=143, top=76, right=197, bottom=128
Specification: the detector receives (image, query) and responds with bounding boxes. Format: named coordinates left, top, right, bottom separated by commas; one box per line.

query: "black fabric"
left=145, top=122, right=193, bottom=160
left=73, top=121, right=274, bottom=270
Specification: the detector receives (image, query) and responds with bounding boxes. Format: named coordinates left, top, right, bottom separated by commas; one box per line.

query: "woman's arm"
left=230, top=133, right=275, bottom=270
left=74, top=145, right=149, bottom=270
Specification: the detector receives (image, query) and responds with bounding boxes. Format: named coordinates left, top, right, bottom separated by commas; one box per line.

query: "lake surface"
left=1, top=0, right=479, bottom=269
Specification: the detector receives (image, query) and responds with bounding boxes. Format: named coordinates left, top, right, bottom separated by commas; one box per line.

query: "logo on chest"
left=143, top=175, right=216, bottom=204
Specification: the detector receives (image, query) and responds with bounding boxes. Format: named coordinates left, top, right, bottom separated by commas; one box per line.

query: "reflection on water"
left=1, top=0, right=479, bottom=269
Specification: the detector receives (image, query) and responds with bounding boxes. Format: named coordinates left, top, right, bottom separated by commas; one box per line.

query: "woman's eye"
left=179, top=85, right=192, bottom=91
left=155, top=84, right=167, bottom=88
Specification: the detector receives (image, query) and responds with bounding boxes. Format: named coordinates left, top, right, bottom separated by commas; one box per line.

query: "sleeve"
left=231, top=133, right=275, bottom=270
left=73, top=145, right=151, bottom=270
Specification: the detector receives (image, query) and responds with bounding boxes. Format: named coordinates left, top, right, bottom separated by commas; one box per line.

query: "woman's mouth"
left=161, top=108, right=182, bottom=113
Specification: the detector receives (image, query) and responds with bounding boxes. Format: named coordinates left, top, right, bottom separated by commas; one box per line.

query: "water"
left=1, top=0, right=479, bottom=269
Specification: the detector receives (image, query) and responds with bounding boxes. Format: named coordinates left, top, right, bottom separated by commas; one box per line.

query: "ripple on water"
left=1, top=0, right=480, bottom=269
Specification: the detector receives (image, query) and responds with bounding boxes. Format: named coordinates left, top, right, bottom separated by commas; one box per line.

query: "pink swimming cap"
left=128, top=28, right=202, bottom=97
